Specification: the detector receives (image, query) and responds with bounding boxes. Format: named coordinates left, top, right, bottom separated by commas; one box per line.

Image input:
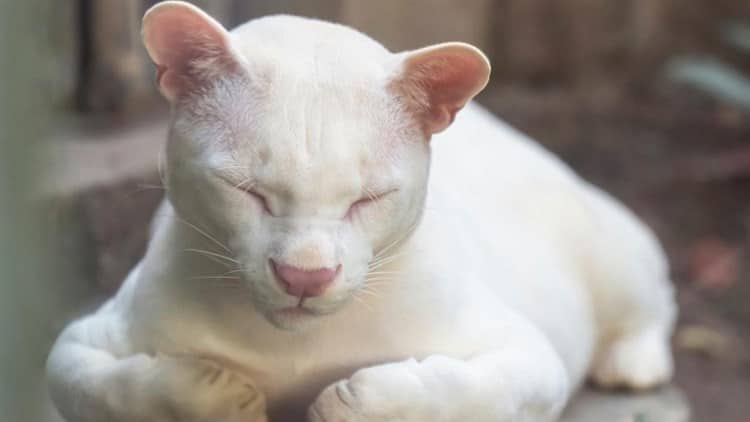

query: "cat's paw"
left=308, top=360, right=432, bottom=422
left=591, top=327, right=673, bottom=390
left=152, top=356, right=268, bottom=422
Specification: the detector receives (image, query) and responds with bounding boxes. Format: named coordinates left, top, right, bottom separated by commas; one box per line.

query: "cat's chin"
left=264, top=304, right=339, bottom=331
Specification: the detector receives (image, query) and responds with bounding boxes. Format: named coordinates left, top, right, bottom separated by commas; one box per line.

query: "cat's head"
left=142, top=1, right=489, bottom=329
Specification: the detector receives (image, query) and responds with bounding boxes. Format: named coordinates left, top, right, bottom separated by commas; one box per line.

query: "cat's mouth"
left=273, top=295, right=321, bottom=317
left=260, top=274, right=362, bottom=329
left=267, top=300, right=334, bottom=329
left=269, top=293, right=349, bottom=324
left=275, top=305, right=316, bottom=318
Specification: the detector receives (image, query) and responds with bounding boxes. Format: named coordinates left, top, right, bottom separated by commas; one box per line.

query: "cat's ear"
left=142, top=1, right=241, bottom=102
left=390, top=43, right=490, bottom=134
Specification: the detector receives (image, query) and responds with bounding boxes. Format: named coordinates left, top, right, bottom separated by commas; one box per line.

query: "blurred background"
left=2, top=0, right=750, bottom=420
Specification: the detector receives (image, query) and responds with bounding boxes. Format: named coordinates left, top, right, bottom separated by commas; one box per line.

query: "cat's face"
left=143, top=2, right=489, bottom=329
left=165, top=76, right=429, bottom=328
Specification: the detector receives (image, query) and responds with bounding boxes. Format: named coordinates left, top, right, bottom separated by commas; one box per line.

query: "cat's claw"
left=308, top=380, right=368, bottom=422
left=147, top=356, right=269, bottom=422
left=308, top=361, right=432, bottom=422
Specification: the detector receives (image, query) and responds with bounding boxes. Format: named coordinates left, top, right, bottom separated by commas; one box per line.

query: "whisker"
left=192, top=254, right=231, bottom=268
left=188, top=278, right=244, bottom=290
left=373, top=236, right=403, bottom=261
left=364, top=274, right=397, bottom=280
left=363, top=279, right=396, bottom=285
left=184, top=248, right=240, bottom=265
left=360, top=284, right=383, bottom=294
left=364, top=278, right=395, bottom=284
left=352, top=294, right=374, bottom=312
left=187, top=275, right=241, bottom=281
left=174, top=217, right=233, bottom=254
left=368, top=251, right=410, bottom=271
left=222, top=268, right=251, bottom=276
left=363, top=282, right=394, bottom=290
left=372, top=219, right=419, bottom=260
left=365, top=271, right=402, bottom=276
left=358, top=290, right=380, bottom=300
left=371, top=247, right=411, bottom=262
left=365, top=245, right=413, bottom=276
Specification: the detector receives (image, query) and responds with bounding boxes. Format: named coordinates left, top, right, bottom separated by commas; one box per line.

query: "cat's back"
left=431, top=102, right=579, bottom=190
left=429, top=102, right=590, bottom=228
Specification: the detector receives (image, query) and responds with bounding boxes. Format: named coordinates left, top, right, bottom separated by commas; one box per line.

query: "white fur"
left=47, top=3, right=676, bottom=421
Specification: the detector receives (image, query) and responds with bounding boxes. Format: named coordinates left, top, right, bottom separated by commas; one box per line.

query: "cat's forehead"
left=185, top=76, right=399, bottom=186
left=223, top=90, right=400, bottom=202
left=180, top=15, right=412, bottom=181
left=230, top=14, right=392, bottom=73
left=249, top=84, right=394, bottom=170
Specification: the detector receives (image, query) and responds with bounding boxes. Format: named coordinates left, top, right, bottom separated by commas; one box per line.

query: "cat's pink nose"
left=271, top=260, right=340, bottom=297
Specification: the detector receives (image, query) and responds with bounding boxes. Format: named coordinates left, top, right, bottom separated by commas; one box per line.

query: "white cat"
left=46, top=2, right=677, bottom=421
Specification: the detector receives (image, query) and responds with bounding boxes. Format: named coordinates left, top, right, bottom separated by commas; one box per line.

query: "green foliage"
left=667, top=21, right=750, bottom=111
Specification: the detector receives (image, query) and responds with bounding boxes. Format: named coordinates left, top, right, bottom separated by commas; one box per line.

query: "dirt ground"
left=480, top=81, right=750, bottom=421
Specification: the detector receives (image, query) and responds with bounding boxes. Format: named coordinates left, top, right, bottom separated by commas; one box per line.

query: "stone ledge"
left=562, top=386, right=689, bottom=422
left=40, top=116, right=167, bottom=197
left=43, top=385, right=689, bottom=422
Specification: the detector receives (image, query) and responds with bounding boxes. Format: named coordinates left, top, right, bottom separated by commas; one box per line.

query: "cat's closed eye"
left=218, top=174, right=274, bottom=215
left=345, top=197, right=375, bottom=219
left=345, top=189, right=397, bottom=220
left=245, top=189, right=273, bottom=215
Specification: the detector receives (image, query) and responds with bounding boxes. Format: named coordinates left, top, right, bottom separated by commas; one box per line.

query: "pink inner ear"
left=143, top=4, right=236, bottom=101
left=396, top=45, right=490, bottom=134
left=417, top=55, right=481, bottom=129
left=418, top=53, right=483, bottom=106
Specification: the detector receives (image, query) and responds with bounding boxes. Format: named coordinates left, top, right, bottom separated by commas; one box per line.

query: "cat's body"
left=47, top=3, right=676, bottom=421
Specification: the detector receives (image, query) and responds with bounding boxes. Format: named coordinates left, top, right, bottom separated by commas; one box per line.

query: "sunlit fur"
left=46, top=3, right=677, bottom=422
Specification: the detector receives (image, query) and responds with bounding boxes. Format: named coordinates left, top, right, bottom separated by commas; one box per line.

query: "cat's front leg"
left=308, top=334, right=570, bottom=422
left=47, top=317, right=268, bottom=422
